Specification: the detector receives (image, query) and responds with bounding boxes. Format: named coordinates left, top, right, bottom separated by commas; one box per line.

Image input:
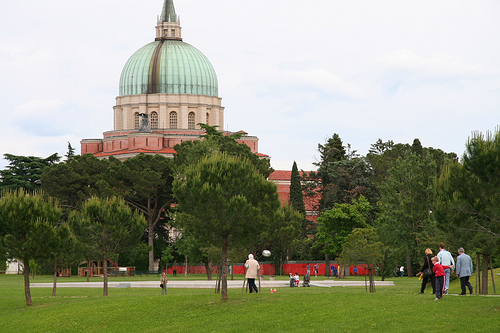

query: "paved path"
left=31, top=279, right=394, bottom=289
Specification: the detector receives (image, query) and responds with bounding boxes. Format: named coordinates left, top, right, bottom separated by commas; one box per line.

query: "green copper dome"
left=119, top=40, right=218, bottom=96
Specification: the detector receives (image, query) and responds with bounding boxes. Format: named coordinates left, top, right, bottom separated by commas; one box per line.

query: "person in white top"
left=437, top=243, right=455, bottom=294
left=245, top=254, right=260, bottom=293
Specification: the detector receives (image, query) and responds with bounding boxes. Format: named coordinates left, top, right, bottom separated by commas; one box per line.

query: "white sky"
left=1, top=0, right=499, bottom=171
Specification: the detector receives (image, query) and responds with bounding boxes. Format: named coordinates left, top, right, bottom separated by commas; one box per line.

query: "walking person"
left=416, top=248, right=435, bottom=294
left=456, top=247, right=473, bottom=295
left=314, top=263, right=319, bottom=277
left=245, top=254, right=260, bottom=293
left=160, top=271, right=168, bottom=295
left=432, top=256, right=453, bottom=300
left=437, top=243, right=454, bottom=294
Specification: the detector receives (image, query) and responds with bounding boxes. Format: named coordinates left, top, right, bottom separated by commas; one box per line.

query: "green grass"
left=1, top=272, right=499, bottom=332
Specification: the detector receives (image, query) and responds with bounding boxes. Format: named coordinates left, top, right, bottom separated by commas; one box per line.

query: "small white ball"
left=262, top=250, right=271, bottom=257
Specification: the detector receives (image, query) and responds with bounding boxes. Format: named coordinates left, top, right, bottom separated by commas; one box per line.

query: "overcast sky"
left=1, top=0, right=499, bottom=171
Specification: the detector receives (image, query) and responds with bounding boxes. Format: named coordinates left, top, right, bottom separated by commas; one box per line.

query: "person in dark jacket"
left=416, top=248, right=435, bottom=294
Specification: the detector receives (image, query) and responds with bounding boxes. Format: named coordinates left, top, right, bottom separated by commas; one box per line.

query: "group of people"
left=417, top=243, right=473, bottom=301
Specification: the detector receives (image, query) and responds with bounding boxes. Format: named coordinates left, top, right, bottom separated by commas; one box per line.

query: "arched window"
left=206, top=112, right=210, bottom=125
left=169, top=111, right=177, bottom=129
left=150, top=112, right=158, bottom=129
left=134, top=112, right=140, bottom=129
left=188, top=112, right=196, bottom=129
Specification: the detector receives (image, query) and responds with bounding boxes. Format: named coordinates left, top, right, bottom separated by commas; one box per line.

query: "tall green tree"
left=375, top=153, right=438, bottom=277
left=289, top=161, right=305, bottom=216
left=314, top=196, right=371, bottom=267
left=307, top=133, right=347, bottom=212
left=69, top=196, right=147, bottom=296
left=43, top=153, right=175, bottom=271
left=435, top=129, right=500, bottom=294
left=173, top=152, right=281, bottom=300
left=0, top=189, right=62, bottom=306
left=339, top=228, right=385, bottom=292
left=0, top=153, right=60, bottom=191
left=44, top=223, right=78, bottom=297
left=263, top=205, right=303, bottom=275
left=106, top=154, right=175, bottom=271
left=289, top=161, right=308, bottom=237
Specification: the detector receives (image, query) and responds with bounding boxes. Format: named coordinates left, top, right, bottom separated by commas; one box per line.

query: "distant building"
left=79, top=1, right=318, bottom=219
left=81, top=0, right=264, bottom=160
left=269, top=170, right=320, bottom=223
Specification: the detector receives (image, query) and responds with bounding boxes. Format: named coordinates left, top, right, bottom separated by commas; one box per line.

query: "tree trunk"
left=476, top=253, right=481, bottom=294
left=23, top=259, right=33, bottom=306
left=103, top=255, right=109, bottom=296
left=205, top=261, right=213, bottom=280
left=405, top=252, right=412, bottom=277
left=148, top=223, right=155, bottom=272
left=52, top=262, right=58, bottom=297
left=325, top=254, right=330, bottom=277
left=490, top=256, right=497, bottom=295
left=221, top=237, right=229, bottom=301
left=482, top=253, right=489, bottom=294
left=86, top=261, right=91, bottom=282
left=369, top=268, right=376, bottom=293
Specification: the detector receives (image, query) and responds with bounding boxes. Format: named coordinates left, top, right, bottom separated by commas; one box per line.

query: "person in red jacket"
left=432, top=256, right=453, bottom=300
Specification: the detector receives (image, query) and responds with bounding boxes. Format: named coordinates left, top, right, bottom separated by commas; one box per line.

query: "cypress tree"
left=289, top=161, right=305, bottom=216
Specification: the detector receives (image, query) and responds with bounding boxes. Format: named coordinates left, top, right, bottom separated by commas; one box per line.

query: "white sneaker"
left=434, top=297, right=439, bottom=301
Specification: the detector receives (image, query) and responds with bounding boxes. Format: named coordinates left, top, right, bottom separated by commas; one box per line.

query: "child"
left=432, top=256, right=453, bottom=300
left=294, top=273, right=300, bottom=287
left=289, top=273, right=295, bottom=287
left=160, top=271, right=168, bottom=295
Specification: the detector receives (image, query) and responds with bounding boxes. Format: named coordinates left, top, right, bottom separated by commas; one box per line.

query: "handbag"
left=160, top=283, right=164, bottom=288
left=423, top=256, right=432, bottom=277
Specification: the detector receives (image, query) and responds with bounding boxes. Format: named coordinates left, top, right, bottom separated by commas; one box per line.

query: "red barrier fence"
left=165, top=262, right=370, bottom=276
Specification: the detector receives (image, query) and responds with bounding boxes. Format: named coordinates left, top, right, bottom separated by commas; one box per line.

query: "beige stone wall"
left=114, top=93, right=224, bottom=131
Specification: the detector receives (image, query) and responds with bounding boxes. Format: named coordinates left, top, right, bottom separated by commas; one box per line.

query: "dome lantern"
left=155, top=0, right=182, bottom=41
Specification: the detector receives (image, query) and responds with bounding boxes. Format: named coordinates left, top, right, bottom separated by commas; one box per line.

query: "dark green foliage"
left=289, top=161, right=305, bottom=216
left=69, top=196, right=147, bottom=296
left=173, top=152, right=282, bottom=300
left=0, top=189, right=62, bottom=305
left=314, top=196, right=372, bottom=260
left=106, top=154, right=175, bottom=270
left=43, top=153, right=175, bottom=271
left=339, top=228, right=385, bottom=292
left=0, top=153, right=60, bottom=191
left=435, top=129, right=500, bottom=292
left=174, top=124, right=273, bottom=178
left=41, top=153, right=112, bottom=207
left=321, top=157, right=378, bottom=211
left=374, top=142, right=456, bottom=277
left=65, top=142, right=76, bottom=160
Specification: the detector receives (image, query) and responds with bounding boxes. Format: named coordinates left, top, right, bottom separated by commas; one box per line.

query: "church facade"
left=81, top=0, right=263, bottom=160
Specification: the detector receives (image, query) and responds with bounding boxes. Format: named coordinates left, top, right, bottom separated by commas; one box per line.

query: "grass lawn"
left=1, top=271, right=499, bottom=332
